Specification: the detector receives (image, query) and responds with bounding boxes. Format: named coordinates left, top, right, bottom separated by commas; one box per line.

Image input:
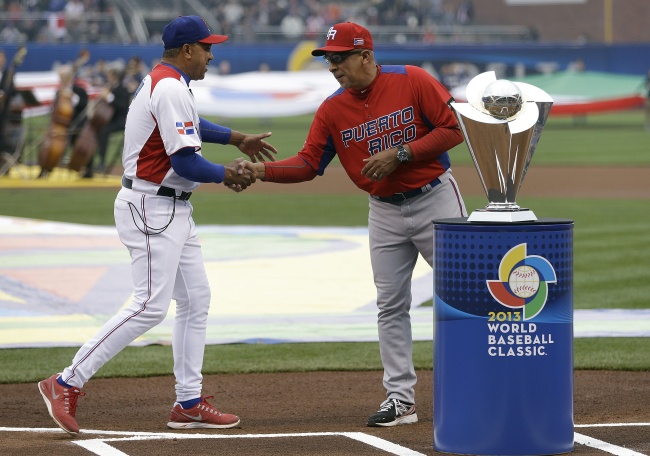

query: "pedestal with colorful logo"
left=432, top=218, right=574, bottom=455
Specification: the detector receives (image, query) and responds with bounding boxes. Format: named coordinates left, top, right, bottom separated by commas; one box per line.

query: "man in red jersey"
left=246, top=22, right=467, bottom=427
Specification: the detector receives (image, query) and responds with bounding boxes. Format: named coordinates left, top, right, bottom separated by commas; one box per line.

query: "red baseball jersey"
left=265, top=65, right=462, bottom=197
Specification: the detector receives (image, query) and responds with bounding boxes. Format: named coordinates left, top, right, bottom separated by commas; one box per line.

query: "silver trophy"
left=450, top=71, right=553, bottom=222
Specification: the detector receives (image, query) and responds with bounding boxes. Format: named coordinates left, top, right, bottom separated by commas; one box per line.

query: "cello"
left=68, top=88, right=114, bottom=172
left=38, top=50, right=89, bottom=176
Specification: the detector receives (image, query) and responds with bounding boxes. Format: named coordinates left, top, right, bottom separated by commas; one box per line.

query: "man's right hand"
left=223, top=158, right=256, bottom=192
left=242, top=161, right=266, bottom=180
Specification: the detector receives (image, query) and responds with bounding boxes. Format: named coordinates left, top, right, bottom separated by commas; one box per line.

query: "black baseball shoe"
left=367, top=398, right=418, bottom=427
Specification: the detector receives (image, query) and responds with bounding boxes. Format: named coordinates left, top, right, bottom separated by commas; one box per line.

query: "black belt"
left=122, top=177, right=192, bottom=201
left=373, top=178, right=442, bottom=204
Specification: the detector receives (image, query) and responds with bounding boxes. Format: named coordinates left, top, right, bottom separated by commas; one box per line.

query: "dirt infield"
left=2, top=164, right=649, bottom=199
left=239, top=164, right=650, bottom=199
left=1, top=370, right=649, bottom=455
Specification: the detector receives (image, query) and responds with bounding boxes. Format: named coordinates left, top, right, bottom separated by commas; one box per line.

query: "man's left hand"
left=238, top=132, right=278, bottom=163
left=361, top=147, right=401, bottom=181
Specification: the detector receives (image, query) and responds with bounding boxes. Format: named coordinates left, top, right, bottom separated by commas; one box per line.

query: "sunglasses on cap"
left=323, top=50, right=364, bottom=65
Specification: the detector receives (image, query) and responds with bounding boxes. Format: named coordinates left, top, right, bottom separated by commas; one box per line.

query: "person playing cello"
left=82, top=65, right=130, bottom=178
left=38, top=63, right=88, bottom=177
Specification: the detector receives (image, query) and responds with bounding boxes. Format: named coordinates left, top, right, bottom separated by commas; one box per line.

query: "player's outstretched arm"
left=230, top=131, right=278, bottom=163
left=241, top=156, right=317, bottom=183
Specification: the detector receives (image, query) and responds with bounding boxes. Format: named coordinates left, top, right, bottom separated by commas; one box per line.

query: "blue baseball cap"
left=162, top=16, right=228, bottom=50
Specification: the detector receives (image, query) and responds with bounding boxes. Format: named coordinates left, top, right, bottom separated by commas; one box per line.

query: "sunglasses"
left=323, top=50, right=364, bottom=65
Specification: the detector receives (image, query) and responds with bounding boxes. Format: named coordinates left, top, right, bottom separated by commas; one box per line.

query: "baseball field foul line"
left=73, top=432, right=428, bottom=456
left=574, top=432, right=648, bottom=456
left=2, top=426, right=649, bottom=455
left=0, top=428, right=426, bottom=456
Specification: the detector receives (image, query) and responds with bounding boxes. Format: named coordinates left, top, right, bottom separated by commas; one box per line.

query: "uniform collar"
left=161, top=62, right=191, bottom=85
left=347, top=65, right=380, bottom=98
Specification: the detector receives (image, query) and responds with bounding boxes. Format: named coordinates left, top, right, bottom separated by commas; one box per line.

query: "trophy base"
left=468, top=209, right=537, bottom=223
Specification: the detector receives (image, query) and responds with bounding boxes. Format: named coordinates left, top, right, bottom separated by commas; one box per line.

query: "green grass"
left=20, top=107, right=650, bottom=167
left=1, top=338, right=648, bottom=384
left=197, top=110, right=650, bottom=166
left=200, top=110, right=650, bottom=167
left=573, top=338, right=650, bottom=370
left=459, top=110, right=650, bottom=166
left=2, top=109, right=649, bottom=382
left=537, top=111, right=650, bottom=165
left=0, top=188, right=372, bottom=226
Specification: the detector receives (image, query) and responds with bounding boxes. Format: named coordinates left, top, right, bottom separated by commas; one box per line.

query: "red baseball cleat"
left=38, top=373, right=85, bottom=435
left=167, top=396, right=240, bottom=429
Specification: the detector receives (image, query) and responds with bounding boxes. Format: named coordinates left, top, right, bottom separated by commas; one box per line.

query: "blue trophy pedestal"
left=432, top=218, right=574, bottom=455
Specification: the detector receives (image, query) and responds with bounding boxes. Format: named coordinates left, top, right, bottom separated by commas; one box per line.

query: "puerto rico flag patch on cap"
left=176, top=121, right=195, bottom=135
left=353, top=38, right=364, bottom=45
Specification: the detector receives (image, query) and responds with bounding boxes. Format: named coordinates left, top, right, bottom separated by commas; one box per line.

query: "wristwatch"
left=396, top=145, right=409, bottom=163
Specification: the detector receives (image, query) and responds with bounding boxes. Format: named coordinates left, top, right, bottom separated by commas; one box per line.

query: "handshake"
left=223, top=158, right=266, bottom=192
left=221, top=130, right=276, bottom=191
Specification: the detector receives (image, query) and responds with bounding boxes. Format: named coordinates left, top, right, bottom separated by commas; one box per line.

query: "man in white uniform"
left=38, top=16, right=277, bottom=435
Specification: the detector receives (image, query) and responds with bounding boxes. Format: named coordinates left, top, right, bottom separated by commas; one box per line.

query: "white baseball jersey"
left=122, top=63, right=202, bottom=192
left=59, top=64, right=213, bottom=405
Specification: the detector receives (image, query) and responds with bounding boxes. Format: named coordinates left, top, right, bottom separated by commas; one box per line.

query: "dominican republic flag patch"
left=176, top=121, right=195, bottom=135
left=353, top=38, right=364, bottom=45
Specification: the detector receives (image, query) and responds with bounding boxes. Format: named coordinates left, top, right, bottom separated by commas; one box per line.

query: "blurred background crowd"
left=0, top=0, right=513, bottom=46
left=3, top=0, right=650, bottom=48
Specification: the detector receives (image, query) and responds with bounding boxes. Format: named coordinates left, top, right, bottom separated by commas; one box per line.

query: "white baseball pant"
left=61, top=187, right=211, bottom=402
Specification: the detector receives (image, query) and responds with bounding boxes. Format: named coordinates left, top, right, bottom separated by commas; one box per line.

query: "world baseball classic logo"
left=486, top=243, right=557, bottom=320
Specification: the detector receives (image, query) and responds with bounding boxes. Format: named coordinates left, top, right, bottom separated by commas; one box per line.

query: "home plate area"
left=6, top=429, right=429, bottom=456
left=0, top=369, right=649, bottom=455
